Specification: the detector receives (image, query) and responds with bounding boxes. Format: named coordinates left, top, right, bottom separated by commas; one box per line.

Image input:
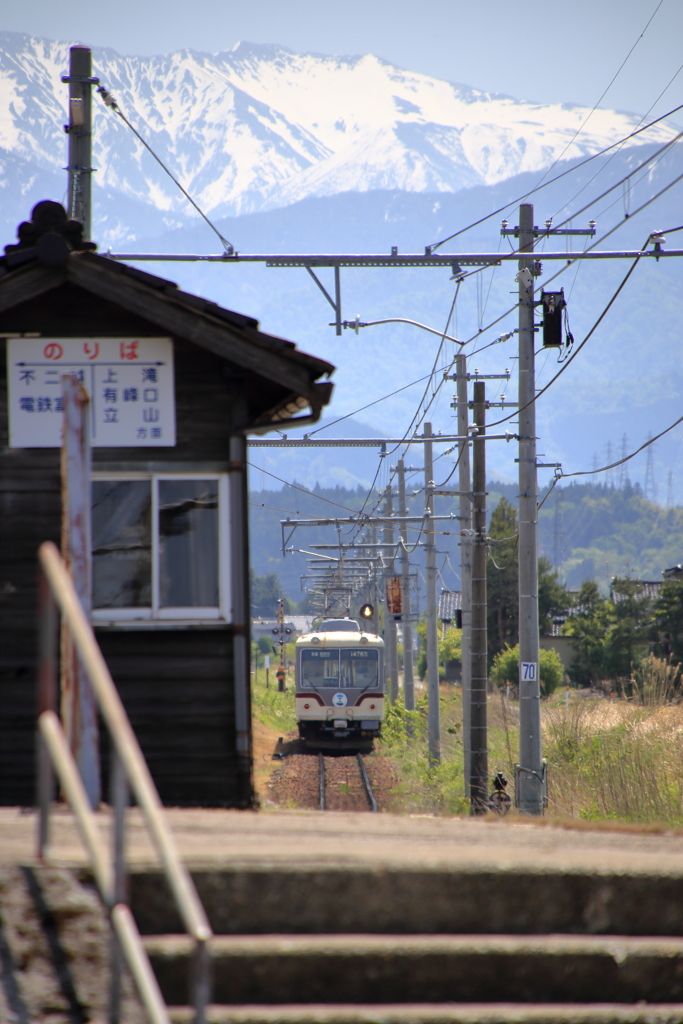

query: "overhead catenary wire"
left=531, top=0, right=666, bottom=190
left=550, top=60, right=683, bottom=221
left=427, top=100, right=683, bottom=253
left=96, top=84, right=234, bottom=253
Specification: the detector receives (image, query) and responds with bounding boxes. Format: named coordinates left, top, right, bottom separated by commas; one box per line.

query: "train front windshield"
left=301, top=648, right=379, bottom=688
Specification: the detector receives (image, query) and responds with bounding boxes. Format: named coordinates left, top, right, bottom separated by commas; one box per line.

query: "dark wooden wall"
left=0, top=316, right=254, bottom=807
left=97, top=629, right=248, bottom=808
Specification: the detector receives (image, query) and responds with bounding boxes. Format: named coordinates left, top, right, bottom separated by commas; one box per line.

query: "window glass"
left=301, top=648, right=379, bottom=688
left=92, top=480, right=152, bottom=608
left=158, top=479, right=219, bottom=607
left=301, top=649, right=339, bottom=687
left=340, top=648, right=379, bottom=688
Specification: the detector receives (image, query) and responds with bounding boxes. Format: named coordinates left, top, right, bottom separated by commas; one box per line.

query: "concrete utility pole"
left=64, top=45, right=96, bottom=238
left=424, top=422, right=440, bottom=764
left=455, top=353, right=473, bottom=796
left=470, top=381, right=488, bottom=813
left=397, top=459, right=415, bottom=713
left=517, top=202, right=543, bottom=814
left=383, top=486, right=399, bottom=701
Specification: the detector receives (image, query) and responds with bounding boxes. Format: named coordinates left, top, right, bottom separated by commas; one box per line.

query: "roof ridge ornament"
left=4, top=200, right=96, bottom=268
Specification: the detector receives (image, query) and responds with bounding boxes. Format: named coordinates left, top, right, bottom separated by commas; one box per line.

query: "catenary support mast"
left=456, top=353, right=472, bottom=796
left=517, top=202, right=543, bottom=814
left=470, top=381, right=488, bottom=812
left=397, top=459, right=415, bottom=713
left=424, top=422, right=440, bottom=764
left=383, top=486, right=399, bottom=702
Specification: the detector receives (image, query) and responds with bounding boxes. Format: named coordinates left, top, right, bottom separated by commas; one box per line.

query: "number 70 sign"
left=521, top=662, right=537, bottom=682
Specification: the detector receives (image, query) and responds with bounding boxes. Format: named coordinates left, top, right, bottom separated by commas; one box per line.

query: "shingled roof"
left=0, top=201, right=335, bottom=432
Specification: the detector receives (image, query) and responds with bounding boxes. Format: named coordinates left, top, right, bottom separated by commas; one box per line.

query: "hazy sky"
left=3, top=0, right=683, bottom=123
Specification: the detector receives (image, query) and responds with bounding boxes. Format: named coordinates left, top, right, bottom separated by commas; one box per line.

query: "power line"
left=482, top=159, right=683, bottom=432
left=550, top=60, right=683, bottom=221
left=427, top=101, right=683, bottom=253
left=531, top=0, right=666, bottom=190
left=563, top=412, right=683, bottom=480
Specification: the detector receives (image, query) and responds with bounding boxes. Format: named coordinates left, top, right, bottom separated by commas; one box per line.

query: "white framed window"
left=91, top=473, right=231, bottom=624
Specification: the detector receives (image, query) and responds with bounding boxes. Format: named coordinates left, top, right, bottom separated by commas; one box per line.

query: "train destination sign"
left=7, top=337, right=175, bottom=448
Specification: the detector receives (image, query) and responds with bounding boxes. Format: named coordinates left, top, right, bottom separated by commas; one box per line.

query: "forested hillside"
left=249, top=479, right=683, bottom=605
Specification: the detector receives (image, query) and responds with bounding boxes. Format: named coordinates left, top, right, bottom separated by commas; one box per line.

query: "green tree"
left=487, top=497, right=519, bottom=660
left=416, top=618, right=462, bottom=679
left=652, top=580, right=683, bottom=663
left=491, top=643, right=564, bottom=696
left=604, top=577, right=652, bottom=679
left=250, top=569, right=292, bottom=617
left=487, top=499, right=570, bottom=661
left=538, top=556, right=571, bottom=634
left=561, top=581, right=616, bottom=686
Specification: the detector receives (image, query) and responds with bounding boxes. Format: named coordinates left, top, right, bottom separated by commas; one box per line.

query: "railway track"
left=318, top=752, right=378, bottom=812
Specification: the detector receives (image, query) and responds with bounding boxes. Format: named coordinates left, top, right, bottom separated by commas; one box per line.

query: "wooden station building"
left=0, top=201, right=334, bottom=808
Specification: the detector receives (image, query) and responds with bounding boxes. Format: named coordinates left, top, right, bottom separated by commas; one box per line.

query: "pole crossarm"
left=106, top=247, right=683, bottom=265
left=248, top=433, right=519, bottom=447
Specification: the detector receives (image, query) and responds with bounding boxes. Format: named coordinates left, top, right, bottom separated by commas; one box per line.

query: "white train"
left=295, top=619, right=385, bottom=751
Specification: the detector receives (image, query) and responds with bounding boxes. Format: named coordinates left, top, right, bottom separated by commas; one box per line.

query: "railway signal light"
left=359, top=603, right=374, bottom=619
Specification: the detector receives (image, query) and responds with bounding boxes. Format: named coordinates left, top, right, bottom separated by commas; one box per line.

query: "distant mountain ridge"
left=0, top=30, right=678, bottom=243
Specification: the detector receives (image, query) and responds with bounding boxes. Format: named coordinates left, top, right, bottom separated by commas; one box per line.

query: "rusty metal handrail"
left=36, top=540, right=212, bottom=1024
left=38, top=710, right=170, bottom=1024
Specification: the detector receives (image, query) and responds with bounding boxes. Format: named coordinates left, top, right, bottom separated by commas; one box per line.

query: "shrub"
left=491, top=643, right=564, bottom=696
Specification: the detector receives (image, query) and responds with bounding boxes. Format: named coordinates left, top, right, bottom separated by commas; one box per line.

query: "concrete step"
left=144, top=934, right=683, bottom=1005
left=127, top=866, right=683, bottom=937
left=165, top=1006, right=683, bottom=1024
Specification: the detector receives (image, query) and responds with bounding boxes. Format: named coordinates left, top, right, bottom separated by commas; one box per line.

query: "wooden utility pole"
left=456, top=353, right=472, bottom=795
left=397, top=459, right=415, bottom=712
left=424, top=422, right=440, bottom=764
left=64, top=45, right=95, bottom=238
left=517, top=203, right=543, bottom=814
left=60, top=375, right=99, bottom=808
left=470, top=381, right=488, bottom=812
left=383, top=486, right=399, bottom=701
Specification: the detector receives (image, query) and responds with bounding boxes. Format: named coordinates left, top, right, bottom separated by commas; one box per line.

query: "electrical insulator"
left=541, top=289, right=566, bottom=347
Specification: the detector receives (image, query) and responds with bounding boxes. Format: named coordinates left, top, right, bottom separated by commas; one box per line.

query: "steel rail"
left=356, top=754, right=378, bottom=813
left=319, top=753, right=326, bottom=810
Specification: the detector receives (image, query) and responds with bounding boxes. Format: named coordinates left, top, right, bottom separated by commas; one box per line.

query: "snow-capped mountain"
left=0, top=30, right=678, bottom=243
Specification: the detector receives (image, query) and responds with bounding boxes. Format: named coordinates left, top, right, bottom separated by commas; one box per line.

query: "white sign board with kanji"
left=7, top=337, right=175, bottom=448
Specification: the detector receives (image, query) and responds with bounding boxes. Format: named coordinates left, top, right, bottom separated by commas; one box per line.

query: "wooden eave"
left=0, top=253, right=335, bottom=407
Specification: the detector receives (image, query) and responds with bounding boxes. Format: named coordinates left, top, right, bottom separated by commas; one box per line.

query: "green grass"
left=250, top=664, right=297, bottom=734
left=376, top=684, right=519, bottom=816
left=543, top=695, right=683, bottom=824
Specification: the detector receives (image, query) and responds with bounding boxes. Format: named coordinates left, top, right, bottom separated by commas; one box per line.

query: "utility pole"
left=383, top=486, right=399, bottom=701
left=470, top=381, right=488, bottom=812
left=424, top=422, right=440, bottom=764
left=455, top=353, right=472, bottom=795
left=517, top=202, right=543, bottom=814
left=63, top=45, right=96, bottom=238
left=397, top=459, right=415, bottom=713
